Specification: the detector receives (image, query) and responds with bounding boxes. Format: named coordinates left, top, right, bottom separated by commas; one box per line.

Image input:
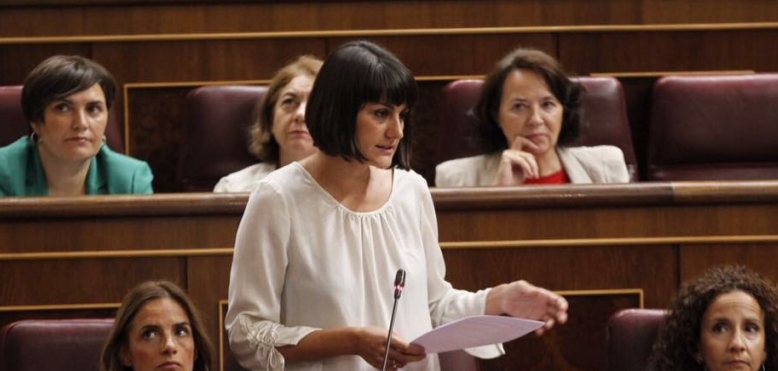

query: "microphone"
left=382, top=269, right=406, bottom=371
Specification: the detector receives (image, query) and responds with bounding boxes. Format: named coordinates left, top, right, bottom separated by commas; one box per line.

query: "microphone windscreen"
left=394, top=269, right=406, bottom=287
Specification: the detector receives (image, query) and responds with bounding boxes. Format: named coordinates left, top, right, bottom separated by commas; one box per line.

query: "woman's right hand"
left=495, top=136, right=540, bottom=186
left=352, top=327, right=426, bottom=369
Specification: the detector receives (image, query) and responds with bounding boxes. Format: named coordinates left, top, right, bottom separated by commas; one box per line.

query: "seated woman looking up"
left=435, top=47, right=629, bottom=187
left=214, top=55, right=322, bottom=192
left=99, top=280, right=214, bottom=371
left=0, top=55, right=153, bottom=196
left=648, top=265, right=778, bottom=371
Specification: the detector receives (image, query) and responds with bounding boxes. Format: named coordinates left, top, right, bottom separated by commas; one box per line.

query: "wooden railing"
left=3, top=181, right=778, bottom=370
left=4, top=24, right=777, bottom=189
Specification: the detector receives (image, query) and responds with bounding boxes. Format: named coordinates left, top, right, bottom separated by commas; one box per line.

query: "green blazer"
left=0, top=137, right=154, bottom=196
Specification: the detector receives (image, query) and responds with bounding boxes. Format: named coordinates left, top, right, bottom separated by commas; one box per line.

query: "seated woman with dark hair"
left=99, top=280, right=214, bottom=371
left=435, top=47, right=629, bottom=187
left=0, top=55, right=153, bottom=196
left=226, top=40, right=567, bottom=371
left=648, top=265, right=778, bottom=371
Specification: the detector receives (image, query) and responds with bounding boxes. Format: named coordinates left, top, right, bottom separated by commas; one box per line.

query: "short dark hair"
left=99, top=281, right=214, bottom=371
left=248, top=55, right=323, bottom=163
left=648, top=265, right=778, bottom=371
left=472, top=47, right=584, bottom=153
left=22, top=55, right=117, bottom=124
left=306, top=40, right=417, bottom=169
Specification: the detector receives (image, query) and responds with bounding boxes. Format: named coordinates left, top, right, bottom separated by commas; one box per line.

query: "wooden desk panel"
left=680, top=243, right=778, bottom=283
left=2, top=182, right=778, bottom=371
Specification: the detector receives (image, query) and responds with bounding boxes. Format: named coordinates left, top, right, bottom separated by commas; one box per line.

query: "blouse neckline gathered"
left=291, top=161, right=398, bottom=216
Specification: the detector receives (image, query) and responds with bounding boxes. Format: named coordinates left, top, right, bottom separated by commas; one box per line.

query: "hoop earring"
left=29, top=131, right=39, bottom=144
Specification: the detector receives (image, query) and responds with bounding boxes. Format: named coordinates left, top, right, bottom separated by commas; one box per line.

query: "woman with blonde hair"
left=214, top=55, right=322, bottom=192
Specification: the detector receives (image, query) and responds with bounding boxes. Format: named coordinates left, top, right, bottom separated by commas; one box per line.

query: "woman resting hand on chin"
left=435, top=47, right=629, bottom=187
left=213, top=55, right=322, bottom=192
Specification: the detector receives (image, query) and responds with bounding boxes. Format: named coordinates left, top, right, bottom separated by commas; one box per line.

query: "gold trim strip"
left=591, top=70, right=755, bottom=78
left=440, top=235, right=778, bottom=249
left=121, top=71, right=758, bottom=93
left=0, top=248, right=234, bottom=261
left=219, top=300, right=227, bottom=371
left=124, top=76, right=474, bottom=89
left=125, top=79, right=272, bottom=89
left=0, top=302, right=119, bottom=312
left=123, top=85, right=131, bottom=154
left=3, top=235, right=778, bottom=260
left=415, top=75, right=484, bottom=82
left=3, top=23, right=778, bottom=44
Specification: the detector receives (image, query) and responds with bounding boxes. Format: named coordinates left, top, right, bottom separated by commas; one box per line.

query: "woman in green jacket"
left=0, top=55, right=153, bottom=196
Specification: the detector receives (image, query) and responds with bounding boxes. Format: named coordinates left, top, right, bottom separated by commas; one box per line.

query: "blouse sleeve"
left=225, top=181, right=319, bottom=371
left=417, top=180, right=504, bottom=358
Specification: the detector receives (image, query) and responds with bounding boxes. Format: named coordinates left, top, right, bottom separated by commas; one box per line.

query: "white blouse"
left=435, top=145, right=630, bottom=187
left=226, top=163, right=496, bottom=371
left=213, top=162, right=276, bottom=193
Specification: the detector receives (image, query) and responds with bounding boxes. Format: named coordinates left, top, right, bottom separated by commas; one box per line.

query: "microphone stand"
left=382, top=269, right=406, bottom=371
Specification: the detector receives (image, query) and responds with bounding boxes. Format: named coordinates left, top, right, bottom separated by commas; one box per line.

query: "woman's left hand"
left=486, top=280, right=569, bottom=335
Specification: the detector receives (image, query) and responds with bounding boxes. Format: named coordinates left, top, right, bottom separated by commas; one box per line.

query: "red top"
left=524, top=169, right=570, bottom=185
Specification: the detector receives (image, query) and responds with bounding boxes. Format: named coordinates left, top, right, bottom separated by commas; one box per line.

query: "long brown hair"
left=99, top=281, right=214, bottom=371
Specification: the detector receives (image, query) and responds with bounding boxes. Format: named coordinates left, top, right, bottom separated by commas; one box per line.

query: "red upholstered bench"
left=178, top=85, right=268, bottom=191
left=607, top=309, right=667, bottom=371
left=0, top=318, right=114, bottom=371
left=648, top=74, right=778, bottom=181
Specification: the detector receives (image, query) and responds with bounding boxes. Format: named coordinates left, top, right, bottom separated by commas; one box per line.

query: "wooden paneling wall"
left=2, top=2, right=778, bottom=189
left=3, top=25, right=777, bottom=189
left=3, top=182, right=778, bottom=370
left=3, top=0, right=778, bottom=36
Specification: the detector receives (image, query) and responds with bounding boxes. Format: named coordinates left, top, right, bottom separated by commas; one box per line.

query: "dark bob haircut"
left=22, top=55, right=117, bottom=124
left=99, top=280, right=214, bottom=371
left=306, top=40, right=417, bottom=170
left=472, top=47, right=585, bottom=153
left=647, top=265, right=778, bottom=371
